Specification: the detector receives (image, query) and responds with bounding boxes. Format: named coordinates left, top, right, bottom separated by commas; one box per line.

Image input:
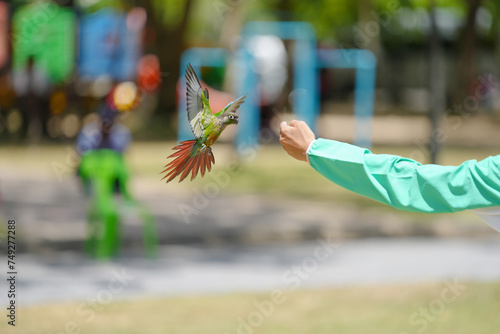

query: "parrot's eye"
left=228, top=115, right=234, bottom=120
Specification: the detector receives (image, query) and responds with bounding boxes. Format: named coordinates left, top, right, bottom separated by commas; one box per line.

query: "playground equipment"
left=12, top=2, right=75, bottom=85
left=317, top=48, right=376, bottom=148
left=79, top=149, right=158, bottom=259
left=79, top=7, right=145, bottom=82
left=238, top=21, right=318, bottom=149
left=177, top=21, right=377, bottom=152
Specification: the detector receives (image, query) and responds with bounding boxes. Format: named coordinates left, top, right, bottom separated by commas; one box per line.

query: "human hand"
left=279, top=120, right=316, bottom=162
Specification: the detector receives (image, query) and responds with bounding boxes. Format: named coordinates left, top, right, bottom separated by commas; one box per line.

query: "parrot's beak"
left=234, top=117, right=239, bottom=125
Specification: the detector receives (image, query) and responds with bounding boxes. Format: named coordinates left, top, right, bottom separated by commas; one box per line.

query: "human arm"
left=279, top=121, right=500, bottom=213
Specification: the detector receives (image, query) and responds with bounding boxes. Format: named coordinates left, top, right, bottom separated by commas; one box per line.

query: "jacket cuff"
left=305, top=139, right=317, bottom=165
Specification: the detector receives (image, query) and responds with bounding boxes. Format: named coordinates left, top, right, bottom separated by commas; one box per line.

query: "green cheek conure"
left=162, top=64, right=247, bottom=183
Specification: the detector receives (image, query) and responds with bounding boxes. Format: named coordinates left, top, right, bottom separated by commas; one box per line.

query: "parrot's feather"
left=179, top=155, right=197, bottom=182
left=195, top=151, right=209, bottom=179
left=161, top=141, right=195, bottom=181
left=209, top=151, right=215, bottom=165
left=185, top=63, right=214, bottom=139
left=190, top=155, right=202, bottom=181
left=162, top=159, right=188, bottom=180
left=161, top=140, right=215, bottom=183
left=164, top=157, right=191, bottom=182
left=165, top=147, right=191, bottom=167
left=168, top=146, right=191, bottom=158
left=206, top=155, right=211, bottom=172
left=189, top=113, right=204, bottom=139
left=185, top=64, right=203, bottom=121
left=199, top=154, right=207, bottom=177
left=164, top=141, right=193, bottom=168
left=214, top=92, right=248, bottom=117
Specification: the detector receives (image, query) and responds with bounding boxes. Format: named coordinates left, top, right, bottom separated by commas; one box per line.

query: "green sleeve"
left=307, top=138, right=500, bottom=213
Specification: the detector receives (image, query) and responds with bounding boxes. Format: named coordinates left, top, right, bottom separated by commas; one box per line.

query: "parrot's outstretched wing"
left=185, top=63, right=212, bottom=139
left=214, top=92, right=248, bottom=117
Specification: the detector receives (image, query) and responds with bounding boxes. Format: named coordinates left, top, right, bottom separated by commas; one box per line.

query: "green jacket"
left=307, top=139, right=500, bottom=214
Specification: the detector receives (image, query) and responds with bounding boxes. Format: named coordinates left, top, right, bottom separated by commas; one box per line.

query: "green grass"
left=3, top=141, right=498, bottom=218
left=125, top=142, right=499, bottom=225
left=8, top=281, right=500, bottom=334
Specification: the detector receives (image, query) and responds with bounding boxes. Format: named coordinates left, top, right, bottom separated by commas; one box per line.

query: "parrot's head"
left=221, top=113, right=239, bottom=125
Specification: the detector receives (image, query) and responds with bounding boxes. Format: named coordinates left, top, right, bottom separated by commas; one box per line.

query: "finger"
left=289, top=120, right=299, bottom=127
left=279, top=121, right=288, bottom=133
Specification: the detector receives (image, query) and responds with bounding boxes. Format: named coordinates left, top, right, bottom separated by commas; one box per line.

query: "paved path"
left=12, top=238, right=500, bottom=306
left=2, top=175, right=497, bottom=253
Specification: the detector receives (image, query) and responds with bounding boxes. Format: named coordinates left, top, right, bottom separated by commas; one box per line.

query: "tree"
left=455, top=0, right=483, bottom=105
left=141, top=0, right=195, bottom=116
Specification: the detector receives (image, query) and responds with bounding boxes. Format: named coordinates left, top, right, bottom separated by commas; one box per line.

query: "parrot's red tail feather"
left=179, top=158, right=195, bottom=182
left=161, top=140, right=215, bottom=183
left=207, top=151, right=214, bottom=172
left=199, top=154, right=207, bottom=177
left=190, top=154, right=201, bottom=181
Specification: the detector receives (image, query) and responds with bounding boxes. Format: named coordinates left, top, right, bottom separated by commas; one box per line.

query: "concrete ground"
left=13, top=238, right=500, bottom=306
left=1, top=171, right=497, bottom=253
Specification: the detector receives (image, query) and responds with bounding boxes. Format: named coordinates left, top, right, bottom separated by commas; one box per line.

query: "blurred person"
left=75, top=82, right=158, bottom=258
left=279, top=120, right=500, bottom=232
left=76, top=82, right=139, bottom=194
left=76, top=84, right=136, bottom=154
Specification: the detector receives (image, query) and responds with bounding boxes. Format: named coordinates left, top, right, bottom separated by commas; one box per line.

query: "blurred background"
left=2, top=0, right=500, bottom=333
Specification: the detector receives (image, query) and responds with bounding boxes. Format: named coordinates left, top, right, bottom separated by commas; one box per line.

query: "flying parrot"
left=161, top=64, right=247, bottom=183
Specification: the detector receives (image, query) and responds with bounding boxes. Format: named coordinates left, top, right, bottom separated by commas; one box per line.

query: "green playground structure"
left=12, top=2, right=75, bottom=84
left=79, top=149, right=158, bottom=259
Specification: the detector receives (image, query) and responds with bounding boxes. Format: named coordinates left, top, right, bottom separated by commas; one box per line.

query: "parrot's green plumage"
left=161, top=63, right=247, bottom=183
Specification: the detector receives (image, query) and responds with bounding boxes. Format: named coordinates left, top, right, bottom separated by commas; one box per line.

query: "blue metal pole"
left=353, top=50, right=377, bottom=148
left=316, top=49, right=377, bottom=148
left=293, top=25, right=318, bottom=131
left=235, top=48, right=260, bottom=151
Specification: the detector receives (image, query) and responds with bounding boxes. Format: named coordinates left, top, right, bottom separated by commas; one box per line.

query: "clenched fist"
left=279, top=120, right=316, bottom=162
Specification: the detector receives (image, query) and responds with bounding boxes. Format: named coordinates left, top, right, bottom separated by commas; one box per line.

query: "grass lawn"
left=8, top=281, right=500, bottom=334
left=3, top=141, right=497, bottom=205
left=2, top=141, right=498, bottom=226
left=127, top=142, right=499, bottom=224
left=130, top=141, right=500, bottom=194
